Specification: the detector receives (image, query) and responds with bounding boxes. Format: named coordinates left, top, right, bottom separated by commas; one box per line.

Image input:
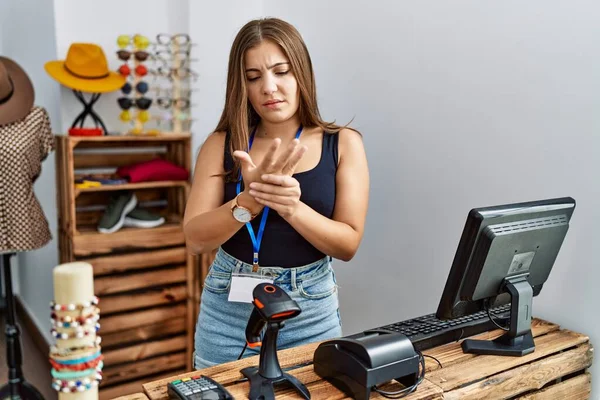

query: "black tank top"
left=221, top=130, right=339, bottom=267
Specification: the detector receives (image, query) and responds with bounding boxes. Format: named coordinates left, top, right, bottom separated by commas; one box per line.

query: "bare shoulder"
left=194, top=131, right=227, bottom=174
left=201, top=130, right=227, bottom=152
left=337, top=128, right=366, bottom=162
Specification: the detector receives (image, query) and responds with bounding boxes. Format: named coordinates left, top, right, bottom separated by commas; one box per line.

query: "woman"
left=183, top=17, right=369, bottom=369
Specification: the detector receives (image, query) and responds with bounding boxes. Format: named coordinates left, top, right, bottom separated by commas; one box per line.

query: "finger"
left=248, top=184, right=293, bottom=196
left=260, top=174, right=297, bottom=187
left=282, top=145, right=308, bottom=175
left=271, top=139, right=299, bottom=172
left=259, top=138, right=281, bottom=171
left=232, top=150, right=256, bottom=169
left=254, top=197, right=283, bottom=212
left=251, top=191, right=295, bottom=205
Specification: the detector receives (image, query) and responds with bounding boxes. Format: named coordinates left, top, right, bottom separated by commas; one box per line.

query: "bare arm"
left=250, top=129, right=369, bottom=261
left=183, top=132, right=260, bottom=254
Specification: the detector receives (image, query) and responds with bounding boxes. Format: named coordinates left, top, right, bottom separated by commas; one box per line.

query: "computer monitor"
left=435, top=197, right=576, bottom=356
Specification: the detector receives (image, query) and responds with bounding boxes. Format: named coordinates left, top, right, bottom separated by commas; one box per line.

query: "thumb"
left=232, top=150, right=256, bottom=169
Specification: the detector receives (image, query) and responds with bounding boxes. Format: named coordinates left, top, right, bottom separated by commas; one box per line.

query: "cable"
left=485, top=300, right=510, bottom=332
left=237, top=342, right=248, bottom=360
left=372, top=350, right=426, bottom=399
left=423, top=354, right=442, bottom=368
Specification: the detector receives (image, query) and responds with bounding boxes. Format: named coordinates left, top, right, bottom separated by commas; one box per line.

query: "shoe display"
left=97, top=192, right=138, bottom=234
left=123, top=208, right=166, bottom=228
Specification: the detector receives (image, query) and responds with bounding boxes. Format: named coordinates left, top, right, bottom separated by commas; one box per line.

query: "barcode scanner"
left=241, top=283, right=310, bottom=400
left=245, top=283, right=301, bottom=348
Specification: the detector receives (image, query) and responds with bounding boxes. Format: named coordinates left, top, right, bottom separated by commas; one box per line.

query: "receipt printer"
left=313, top=331, right=420, bottom=400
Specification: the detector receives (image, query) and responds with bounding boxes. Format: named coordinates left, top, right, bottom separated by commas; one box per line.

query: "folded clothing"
left=116, top=159, right=189, bottom=183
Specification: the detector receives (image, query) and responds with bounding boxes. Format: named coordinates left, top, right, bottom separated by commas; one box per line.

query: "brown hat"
left=0, top=56, right=35, bottom=126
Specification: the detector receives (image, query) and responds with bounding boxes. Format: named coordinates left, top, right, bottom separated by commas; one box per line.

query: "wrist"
left=283, top=201, right=304, bottom=223
left=238, top=190, right=264, bottom=215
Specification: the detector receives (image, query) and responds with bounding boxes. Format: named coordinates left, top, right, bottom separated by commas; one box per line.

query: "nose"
left=262, top=74, right=277, bottom=95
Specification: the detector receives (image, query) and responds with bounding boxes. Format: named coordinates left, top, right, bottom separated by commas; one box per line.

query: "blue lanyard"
left=236, top=125, right=303, bottom=269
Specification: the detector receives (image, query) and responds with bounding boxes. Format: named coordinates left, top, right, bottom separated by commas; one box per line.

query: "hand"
left=248, top=174, right=302, bottom=219
left=233, top=138, right=306, bottom=212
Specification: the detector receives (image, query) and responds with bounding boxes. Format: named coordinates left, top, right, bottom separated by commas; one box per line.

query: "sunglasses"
left=155, top=48, right=192, bottom=58
left=118, top=97, right=152, bottom=111
left=117, top=34, right=150, bottom=50
left=156, top=33, right=191, bottom=46
left=116, top=50, right=151, bottom=62
left=120, top=110, right=151, bottom=123
left=118, top=64, right=148, bottom=77
left=153, top=86, right=195, bottom=97
left=158, top=111, right=191, bottom=121
left=157, top=97, right=190, bottom=109
left=152, top=66, right=198, bottom=80
left=121, top=81, right=149, bottom=95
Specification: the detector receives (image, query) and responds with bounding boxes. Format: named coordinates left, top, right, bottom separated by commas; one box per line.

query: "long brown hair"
left=214, top=17, right=350, bottom=180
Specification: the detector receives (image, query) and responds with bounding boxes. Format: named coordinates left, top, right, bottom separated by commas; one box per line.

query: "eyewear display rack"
left=157, top=37, right=193, bottom=135
left=116, top=33, right=196, bottom=136
left=54, top=133, right=200, bottom=399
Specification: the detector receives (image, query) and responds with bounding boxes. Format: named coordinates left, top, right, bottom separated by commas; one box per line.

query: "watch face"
left=233, top=207, right=252, bottom=223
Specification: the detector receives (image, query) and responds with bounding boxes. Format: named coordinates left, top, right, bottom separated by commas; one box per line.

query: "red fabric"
left=116, top=159, right=189, bottom=183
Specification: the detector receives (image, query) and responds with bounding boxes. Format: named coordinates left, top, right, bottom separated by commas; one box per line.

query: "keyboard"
left=365, top=304, right=511, bottom=351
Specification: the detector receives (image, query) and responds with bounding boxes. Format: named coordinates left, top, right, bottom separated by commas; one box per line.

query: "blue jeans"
left=194, top=247, right=342, bottom=370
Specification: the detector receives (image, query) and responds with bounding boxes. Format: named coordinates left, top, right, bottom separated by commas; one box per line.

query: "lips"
left=263, top=99, right=283, bottom=106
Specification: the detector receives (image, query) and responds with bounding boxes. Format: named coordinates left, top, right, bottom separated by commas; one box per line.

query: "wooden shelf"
left=73, top=223, right=185, bottom=257
left=75, top=180, right=190, bottom=196
left=59, top=133, right=191, bottom=143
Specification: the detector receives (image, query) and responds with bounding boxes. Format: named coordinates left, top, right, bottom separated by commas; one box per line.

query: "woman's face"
left=244, top=40, right=300, bottom=125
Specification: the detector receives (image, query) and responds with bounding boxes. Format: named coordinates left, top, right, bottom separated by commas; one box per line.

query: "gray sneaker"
left=123, top=208, right=166, bottom=228
left=97, top=192, right=138, bottom=234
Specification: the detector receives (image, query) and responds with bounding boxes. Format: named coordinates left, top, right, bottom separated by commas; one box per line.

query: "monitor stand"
left=462, top=274, right=535, bottom=356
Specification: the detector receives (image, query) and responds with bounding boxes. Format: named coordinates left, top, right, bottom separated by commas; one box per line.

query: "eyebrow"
left=245, top=62, right=290, bottom=73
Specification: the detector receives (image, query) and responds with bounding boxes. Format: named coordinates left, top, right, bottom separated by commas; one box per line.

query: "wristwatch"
left=231, top=193, right=258, bottom=223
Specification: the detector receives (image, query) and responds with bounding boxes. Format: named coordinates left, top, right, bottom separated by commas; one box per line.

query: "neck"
left=256, top=117, right=302, bottom=140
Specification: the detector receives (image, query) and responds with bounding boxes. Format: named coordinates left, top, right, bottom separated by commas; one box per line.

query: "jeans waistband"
left=212, top=247, right=331, bottom=286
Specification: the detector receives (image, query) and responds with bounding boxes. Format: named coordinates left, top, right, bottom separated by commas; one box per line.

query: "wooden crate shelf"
left=55, top=133, right=197, bottom=397
left=75, top=180, right=190, bottom=197
left=72, top=223, right=185, bottom=257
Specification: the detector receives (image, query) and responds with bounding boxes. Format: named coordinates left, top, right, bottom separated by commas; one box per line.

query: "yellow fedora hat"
left=45, top=43, right=125, bottom=93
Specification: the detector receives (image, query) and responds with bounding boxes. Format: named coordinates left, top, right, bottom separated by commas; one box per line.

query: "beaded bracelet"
left=49, top=338, right=101, bottom=357
left=51, top=323, right=100, bottom=339
left=50, top=296, right=99, bottom=311
left=49, top=357, right=102, bottom=372
left=51, top=313, right=100, bottom=329
left=51, top=361, right=104, bottom=380
left=51, top=374, right=103, bottom=393
left=51, top=308, right=100, bottom=324
left=50, top=350, right=101, bottom=365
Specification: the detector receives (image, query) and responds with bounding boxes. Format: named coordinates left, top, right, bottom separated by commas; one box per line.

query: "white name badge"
left=228, top=274, right=274, bottom=303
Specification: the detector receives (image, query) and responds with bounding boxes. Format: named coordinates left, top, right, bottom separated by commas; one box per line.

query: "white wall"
left=1, top=0, right=62, bottom=343
left=266, top=0, right=600, bottom=394
left=188, top=0, right=263, bottom=155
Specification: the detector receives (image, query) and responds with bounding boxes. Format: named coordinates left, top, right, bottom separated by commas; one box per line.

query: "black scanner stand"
left=241, top=321, right=310, bottom=400
left=314, top=331, right=420, bottom=400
